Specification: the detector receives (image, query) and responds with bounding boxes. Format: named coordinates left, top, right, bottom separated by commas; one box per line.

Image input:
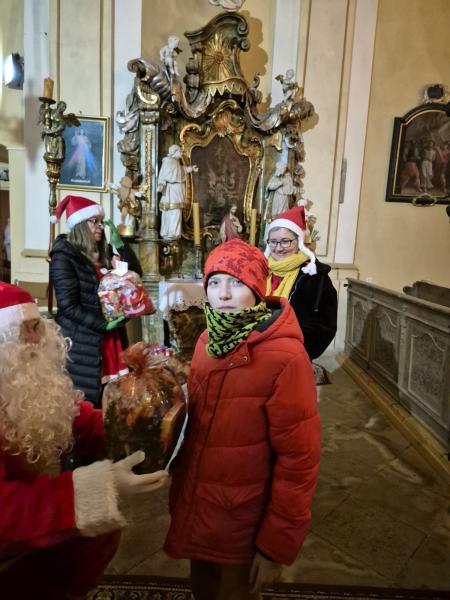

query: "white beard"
left=0, top=319, right=81, bottom=474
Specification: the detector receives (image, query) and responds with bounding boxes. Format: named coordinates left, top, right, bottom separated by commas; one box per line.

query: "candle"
left=249, top=208, right=257, bottom=246
left=193, top=202, right=201, bottom=246
left=43, top=77, right=54, bottom=99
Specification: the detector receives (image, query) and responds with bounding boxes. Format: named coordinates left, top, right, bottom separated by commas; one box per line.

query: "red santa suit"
left=0, top=283, right=125, bottom=598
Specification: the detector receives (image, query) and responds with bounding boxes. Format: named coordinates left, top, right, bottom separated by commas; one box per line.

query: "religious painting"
left=0, top=163, right=9, bottom=188
left=58, top=116, right=109, bottom=192
left=179, top=107, right=263, bottom=244
left=386, top=104, right=450, bottom=204
left=191, top=136, right=250, bottom=228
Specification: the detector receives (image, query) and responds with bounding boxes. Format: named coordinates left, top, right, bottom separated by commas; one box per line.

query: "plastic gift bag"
left=98, top=270, right=154, bottom=322
left=103, top=342, right=189, bottom=473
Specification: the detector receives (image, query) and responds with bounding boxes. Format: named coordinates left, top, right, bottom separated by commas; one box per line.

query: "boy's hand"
left=249, top=552, right=282, bottom=594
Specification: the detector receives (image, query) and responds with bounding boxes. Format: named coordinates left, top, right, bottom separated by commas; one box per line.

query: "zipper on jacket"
left=288, top=270, right=325, bottom=312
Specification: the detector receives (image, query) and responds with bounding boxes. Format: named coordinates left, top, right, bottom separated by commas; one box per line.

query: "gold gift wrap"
left=103, top=342, right=189, bottom=473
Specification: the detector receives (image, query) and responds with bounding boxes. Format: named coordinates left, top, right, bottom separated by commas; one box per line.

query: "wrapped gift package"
left=98, top=270, right=155, bottom=322
left=103, top=342, right=189, bottom=473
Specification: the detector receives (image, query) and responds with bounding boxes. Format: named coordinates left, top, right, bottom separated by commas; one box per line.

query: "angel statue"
left=158, top=144, right=198, bottom=240
left=107, top=175, right=147, bottom=237
left=160, top=35, right=182, bottom=78
left=208, top=0, right=246, bottom=10
left=38, top=101, right=80, bottom=162
left=116, top=93, right=140, bottom=181
left=275, top=69, right=300, bottom=102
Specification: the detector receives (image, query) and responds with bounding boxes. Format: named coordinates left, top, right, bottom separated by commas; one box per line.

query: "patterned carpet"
left=87, top=576, right=450, bottom=599
left=312, top=363, right=331, bottom=385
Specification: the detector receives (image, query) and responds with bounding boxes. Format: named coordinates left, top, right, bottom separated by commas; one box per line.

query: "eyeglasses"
left=267, top=238, right=296, bottom=249
left=87, top=218, right=105, bottom=228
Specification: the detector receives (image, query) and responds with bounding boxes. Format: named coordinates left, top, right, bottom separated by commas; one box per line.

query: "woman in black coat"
left=49, top=195, right=142, bottom=407
left=265, top=206, right=337, bottom=360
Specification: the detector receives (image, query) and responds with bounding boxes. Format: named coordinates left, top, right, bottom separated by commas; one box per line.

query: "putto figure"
left=108, top=175, right=145, bottom=237
left=275, top=69, right=300, bottom=102
left=158, top=144, right=198, bottom=240
left=208, top=0, right=246, bottom=10
left=160, top=35, right=182, bottom=78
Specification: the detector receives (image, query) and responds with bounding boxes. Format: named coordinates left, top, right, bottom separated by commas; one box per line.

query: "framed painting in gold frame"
left=386, top=104, right=450, bottom=205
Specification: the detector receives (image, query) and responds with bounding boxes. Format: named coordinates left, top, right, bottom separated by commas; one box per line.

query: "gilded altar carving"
left=115, top=9, right=316, bottom=341
left=120, top=11, right=315, bottom=256
left=180, top=102, right=263, bottom=243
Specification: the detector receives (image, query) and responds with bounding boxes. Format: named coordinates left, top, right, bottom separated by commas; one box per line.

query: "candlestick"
left=193, top=202, right=201, bottom=246
left=249, top=208, right=257, bottom=246
left=43, top=77, right=54, bottom=99
left=194, top=245, right=203, bottom=279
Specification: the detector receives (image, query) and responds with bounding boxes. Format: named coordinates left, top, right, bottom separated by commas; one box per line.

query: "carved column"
left=139, top=114, right=164, bottom=343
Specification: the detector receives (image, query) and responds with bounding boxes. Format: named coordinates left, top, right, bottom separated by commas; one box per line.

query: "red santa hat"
left=204, top=238, right=269, bottom=300
left=50, top=195, right=104, bottom=230
left=0, top=282, right=40, bottom=333
left=266, top=206, right=317, bottom=275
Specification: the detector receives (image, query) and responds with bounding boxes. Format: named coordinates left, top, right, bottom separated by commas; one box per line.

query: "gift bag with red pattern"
left=98, top=271, right=155, bottom=322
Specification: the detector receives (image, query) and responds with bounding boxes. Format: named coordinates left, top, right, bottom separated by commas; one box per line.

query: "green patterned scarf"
left=205, top=301, right=272, bottom=358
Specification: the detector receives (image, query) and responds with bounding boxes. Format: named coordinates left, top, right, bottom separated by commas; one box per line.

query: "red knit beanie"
left=203, top=239, right=269, bottom=300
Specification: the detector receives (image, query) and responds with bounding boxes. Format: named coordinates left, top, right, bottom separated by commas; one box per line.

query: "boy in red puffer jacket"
left=164, top=239, right=321, bottom=600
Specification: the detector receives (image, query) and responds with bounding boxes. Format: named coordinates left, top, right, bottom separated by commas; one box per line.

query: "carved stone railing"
left=345, top=278, right=450, bottom=449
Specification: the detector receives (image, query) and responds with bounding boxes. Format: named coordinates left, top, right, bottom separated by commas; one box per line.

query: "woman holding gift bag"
left=50, top=195, right=142, bottom=407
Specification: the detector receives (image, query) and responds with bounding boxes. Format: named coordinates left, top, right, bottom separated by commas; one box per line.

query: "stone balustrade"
left=345, top=278, right=450, bottom=449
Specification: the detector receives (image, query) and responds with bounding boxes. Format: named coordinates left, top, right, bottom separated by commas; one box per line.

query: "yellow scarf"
left=266, top=252, right=308, bottom=298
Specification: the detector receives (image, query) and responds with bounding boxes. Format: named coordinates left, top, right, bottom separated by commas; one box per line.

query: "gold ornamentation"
left=37, top=98, right=80, bottom=215
left=203, top=33, right=234, bottom=82
left=180, top=101, right=263, bottom=238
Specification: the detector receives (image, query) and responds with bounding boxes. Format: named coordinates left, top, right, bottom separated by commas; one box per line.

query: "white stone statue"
left=208, top=0, right=246, bottom=10
left=158, top=145, right=198, bottom=240
left=275, top=69, right=300, bottom=102
left=160, top=36, right=181, bottom=78
left=264, top=161, right=301, bottom=223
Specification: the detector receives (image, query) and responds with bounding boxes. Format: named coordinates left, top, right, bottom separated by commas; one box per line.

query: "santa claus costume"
left=0, top=283, right=124, bottom=598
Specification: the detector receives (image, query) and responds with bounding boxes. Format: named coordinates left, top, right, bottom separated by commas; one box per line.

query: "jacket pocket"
left=196, top=481, right=264, bottom=509
left=189, top=481, right=268, bottom=553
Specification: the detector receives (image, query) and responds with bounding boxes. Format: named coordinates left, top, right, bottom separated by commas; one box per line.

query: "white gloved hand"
left=112, top=451, right=169, bottom=497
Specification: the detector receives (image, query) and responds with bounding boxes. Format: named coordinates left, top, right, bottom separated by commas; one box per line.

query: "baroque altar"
left=115, top=10, right=316, bottom=343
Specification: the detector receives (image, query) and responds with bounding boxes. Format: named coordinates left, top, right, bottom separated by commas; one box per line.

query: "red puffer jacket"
left=164, top=297, right=320, bottom=565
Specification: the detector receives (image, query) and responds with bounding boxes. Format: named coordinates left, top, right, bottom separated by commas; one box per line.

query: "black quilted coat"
left=49, top=235, right=142, bottom=407
left=287, top=260, right=337, bottom=360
